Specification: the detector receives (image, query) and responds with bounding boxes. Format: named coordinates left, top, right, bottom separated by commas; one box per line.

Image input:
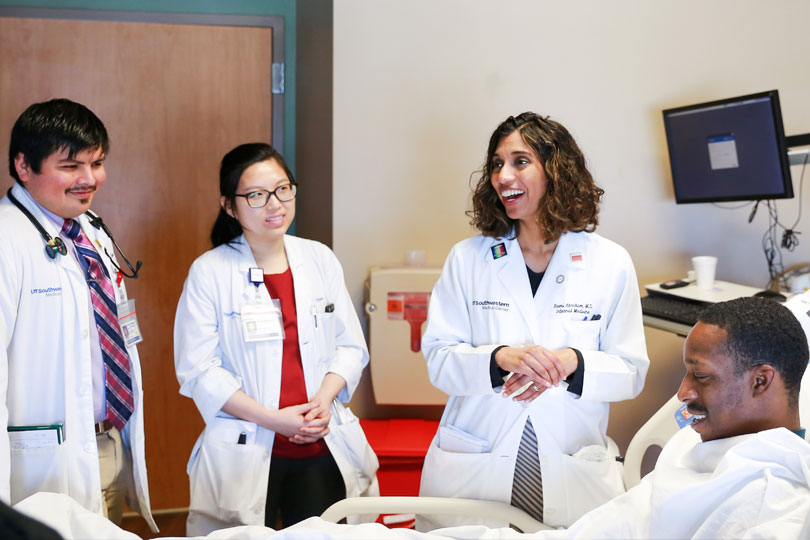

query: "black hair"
left=698, top=297, right=809, bottom=406
left=211, top=142, right=295, bottom=247
left=8, top=98, right=109, bottom=183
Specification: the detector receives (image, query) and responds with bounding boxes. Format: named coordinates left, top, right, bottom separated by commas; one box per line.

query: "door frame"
left=0, top=6, right=287, bottom=155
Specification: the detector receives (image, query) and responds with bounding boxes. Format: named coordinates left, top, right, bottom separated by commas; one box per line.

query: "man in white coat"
left=0, top=99, right=155, bottom=531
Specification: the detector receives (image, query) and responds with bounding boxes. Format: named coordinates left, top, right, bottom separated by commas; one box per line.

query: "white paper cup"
left=692, top=256, right=718, bottom=290
left=404, top=249, right=426, bottom=267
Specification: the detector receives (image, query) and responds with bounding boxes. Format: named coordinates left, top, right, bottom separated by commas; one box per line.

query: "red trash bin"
left=360, top=418, right=439, bottom=528
left=360, top=418, right=439, bottom=496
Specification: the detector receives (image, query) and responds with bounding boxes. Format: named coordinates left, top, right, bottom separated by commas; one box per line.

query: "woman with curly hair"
left=418, top=112, right=649, bottom=530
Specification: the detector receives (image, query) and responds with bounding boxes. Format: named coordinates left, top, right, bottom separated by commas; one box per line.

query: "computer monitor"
left=662, top=90, right=793, bottom=204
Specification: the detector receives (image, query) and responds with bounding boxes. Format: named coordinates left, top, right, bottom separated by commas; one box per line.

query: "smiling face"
left=490, top=130, right=548, bottom=227
left=677, top=322, right=756, bottom=442
left=15, top=146, right=106, bottom=218
left=223, top=158, right=295, bottom=245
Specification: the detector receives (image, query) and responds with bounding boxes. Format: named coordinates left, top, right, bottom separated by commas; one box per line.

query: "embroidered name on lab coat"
left=553, top=302, right=593, bottom=316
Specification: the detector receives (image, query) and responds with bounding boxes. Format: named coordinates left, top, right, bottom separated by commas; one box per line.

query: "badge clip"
left=248, top=267, right=264, bottom=286
left=248, top=267, right=264, bottom=302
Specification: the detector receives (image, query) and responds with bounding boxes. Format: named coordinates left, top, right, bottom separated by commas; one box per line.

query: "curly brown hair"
left=468, top=112, right=604, bottom=243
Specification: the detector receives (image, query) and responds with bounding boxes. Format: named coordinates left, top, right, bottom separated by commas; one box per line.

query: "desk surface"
left=645, top=280, right=763, bottom=303
left=643, top=280, right=768, bottom=336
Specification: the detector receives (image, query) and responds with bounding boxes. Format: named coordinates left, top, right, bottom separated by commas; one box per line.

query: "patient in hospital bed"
left=279, top=297, right=810, bottom=540
left=11, top=297, right=810, bottom=539
left=492, top=297, right=810, bottom=539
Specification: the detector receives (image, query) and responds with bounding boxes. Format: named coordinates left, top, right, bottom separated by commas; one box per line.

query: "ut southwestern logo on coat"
left=472, top=299, right=510, bottom=312
left=30, top=286, right=62, bottom=297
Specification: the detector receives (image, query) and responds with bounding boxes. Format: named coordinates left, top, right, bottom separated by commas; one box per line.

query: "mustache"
left=686, top=403, right=707, bottom=415
left=65, top=185, right=97, bottom=194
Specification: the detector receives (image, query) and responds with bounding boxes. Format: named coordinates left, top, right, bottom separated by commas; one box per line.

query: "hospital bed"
left=320, top=394, right=686, bottom=531
left=10, top=385, right=810, bottom=539
left=322, top=387, right=810, bottom=534
left=622, top=394, right=682, bottom=488
left=321, top=496, right=550, bottom=533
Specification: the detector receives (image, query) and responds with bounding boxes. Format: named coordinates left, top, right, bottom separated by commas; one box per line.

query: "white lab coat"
left=174, top=234, right=378, bottom=536
left=520, top=427, right=810, bottom=539
left=0, top=184, right=155, bottom=530
left=419, top=231, right=649, bottom=528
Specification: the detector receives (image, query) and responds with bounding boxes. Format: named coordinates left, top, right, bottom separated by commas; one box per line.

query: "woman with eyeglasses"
left=174, top=143, right=378, bottom=535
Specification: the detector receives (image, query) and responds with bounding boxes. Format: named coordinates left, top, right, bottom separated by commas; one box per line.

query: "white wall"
left=333, top=0, right=810, bottom=450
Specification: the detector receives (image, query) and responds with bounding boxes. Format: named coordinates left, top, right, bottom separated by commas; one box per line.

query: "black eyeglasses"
left=235, top=184, right=297, bottom=208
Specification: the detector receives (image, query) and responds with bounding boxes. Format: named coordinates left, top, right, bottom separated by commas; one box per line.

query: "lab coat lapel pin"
left=569, top=251, right=585, bottom=269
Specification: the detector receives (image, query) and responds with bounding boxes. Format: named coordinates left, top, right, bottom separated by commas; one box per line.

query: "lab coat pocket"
left=437, top=425, right=490, bottom=453
left=10, top=444, right=68, bottom=503
left=188, top=418, right=269, bottom=526
left=418, top=441, right=513, bottom=530
left=557, top=444, right=624, bottom=526
left=313, top=304, right=337, bottom=361
left=560, top=319, right=601, bottom=351
left=420, top=442, right=498, bottom=500
left=326, top=403, right=379, bottom=498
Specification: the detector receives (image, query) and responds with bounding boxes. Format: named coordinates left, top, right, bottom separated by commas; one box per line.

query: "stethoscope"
left=7, top=188, right=143, bottom=279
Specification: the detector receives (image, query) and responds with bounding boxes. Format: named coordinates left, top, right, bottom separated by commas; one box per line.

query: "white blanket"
left=274, top=428, right=810, bottom=540
left=13, top=492, right=140, bottom=539
left=12, top=428, right=810, bottom=540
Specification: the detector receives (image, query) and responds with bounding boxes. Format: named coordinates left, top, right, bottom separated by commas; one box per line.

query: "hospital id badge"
left=241, top=299, right=284, bottom=342
left=117, top=298, right=143, bottom=346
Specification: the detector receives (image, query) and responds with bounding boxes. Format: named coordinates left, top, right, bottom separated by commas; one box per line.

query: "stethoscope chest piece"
left=44, top=237, right=68, bottom=259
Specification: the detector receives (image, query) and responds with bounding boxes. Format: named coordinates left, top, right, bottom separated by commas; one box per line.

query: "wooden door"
left=0, top=15, right=273, bottom=510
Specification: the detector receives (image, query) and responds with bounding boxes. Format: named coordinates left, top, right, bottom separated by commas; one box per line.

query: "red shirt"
left=264, top=268, right=328, bottom=458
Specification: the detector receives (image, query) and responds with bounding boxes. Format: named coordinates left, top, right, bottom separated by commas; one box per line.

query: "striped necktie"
left=511, top=418, right=543, bottom=522
left=62, top=219, right=135, bottom=430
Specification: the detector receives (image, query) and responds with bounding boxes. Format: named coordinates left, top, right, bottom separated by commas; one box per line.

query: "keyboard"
left=641, top=294, right=708, bottom=326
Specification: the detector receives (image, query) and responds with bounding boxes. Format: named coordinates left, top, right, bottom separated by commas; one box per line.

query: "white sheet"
left=13, top=492, right=140, bottom=540
left=12, top=427, right=810, bottom=540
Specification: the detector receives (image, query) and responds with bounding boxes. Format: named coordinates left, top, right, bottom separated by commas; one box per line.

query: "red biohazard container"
left=360, top=418, right=439, bottom=529
left=360, top=418, right=439, bottom=496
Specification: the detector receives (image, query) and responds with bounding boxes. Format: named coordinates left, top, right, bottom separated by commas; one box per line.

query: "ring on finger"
left=532, top=384, right=540, bottom=391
